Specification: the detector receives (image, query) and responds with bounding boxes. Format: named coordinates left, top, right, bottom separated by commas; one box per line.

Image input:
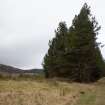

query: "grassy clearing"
left=0, top=78, right=105, bottom=105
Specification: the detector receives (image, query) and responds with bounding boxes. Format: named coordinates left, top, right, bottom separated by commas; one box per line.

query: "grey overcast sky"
left=0, top=0, right=105, bottom=69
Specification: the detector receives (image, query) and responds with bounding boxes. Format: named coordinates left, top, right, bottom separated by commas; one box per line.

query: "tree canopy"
left=43, top=3, right=105, bottom=82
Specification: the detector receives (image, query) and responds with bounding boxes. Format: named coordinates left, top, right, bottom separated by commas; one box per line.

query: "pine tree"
left=66, top=3, right=103, bottom=82
left=43, top=3, right=104, bottom=82
left=43, top=22, right=68, bottom=78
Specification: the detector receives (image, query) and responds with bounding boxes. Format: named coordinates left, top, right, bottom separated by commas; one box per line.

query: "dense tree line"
left=43, top=3, right=105, bottom=82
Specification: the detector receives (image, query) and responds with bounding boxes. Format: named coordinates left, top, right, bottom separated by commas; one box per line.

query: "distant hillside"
left=0, top=64, right=43, bottom=75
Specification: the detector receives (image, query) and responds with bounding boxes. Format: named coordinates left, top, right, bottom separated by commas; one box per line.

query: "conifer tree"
left=43, top=22, right=68, bottom=77
left=66, top=3, right=103, bottom=82
left=43, top=3, right=104, bottom=82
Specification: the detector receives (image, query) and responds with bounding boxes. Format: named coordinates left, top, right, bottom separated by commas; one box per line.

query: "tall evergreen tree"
left=43, top=22, right=68, bottom=78
left=43, top=3, right=104, bottom=82
left=67, top=3, right=103, bottom=82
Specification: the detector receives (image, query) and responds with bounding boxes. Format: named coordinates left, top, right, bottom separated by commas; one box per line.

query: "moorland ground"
left=0, top=77, right=105, bottom=105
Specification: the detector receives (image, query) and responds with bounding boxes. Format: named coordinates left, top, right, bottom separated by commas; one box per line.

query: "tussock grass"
left=0, top=78, right=104, bottom=105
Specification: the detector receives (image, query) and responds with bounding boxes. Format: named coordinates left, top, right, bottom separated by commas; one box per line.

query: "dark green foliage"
left=43, top=3, right=104, bottom=82
left=43, top=22, right=68, bottom=78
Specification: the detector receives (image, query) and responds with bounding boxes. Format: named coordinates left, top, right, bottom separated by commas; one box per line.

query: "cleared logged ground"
left=0, top=78, right=105, bottom=105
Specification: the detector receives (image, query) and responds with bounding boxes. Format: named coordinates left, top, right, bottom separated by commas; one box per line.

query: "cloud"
left=0, top=0, right=105, bottom=69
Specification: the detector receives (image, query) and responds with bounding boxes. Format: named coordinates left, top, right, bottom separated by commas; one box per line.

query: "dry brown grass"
left=0, top=78, right=104, bottom=105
